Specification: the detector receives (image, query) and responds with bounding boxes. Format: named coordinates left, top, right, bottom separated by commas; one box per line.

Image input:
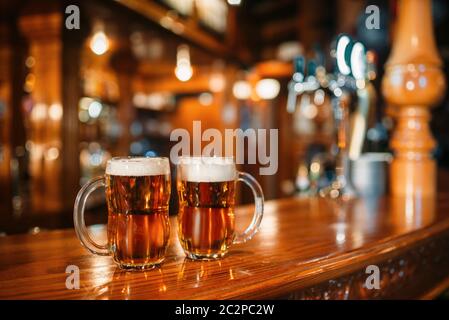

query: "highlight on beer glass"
left=73, top=157, right=171, bottom=270
left=177, top=156, right=264, bottom=260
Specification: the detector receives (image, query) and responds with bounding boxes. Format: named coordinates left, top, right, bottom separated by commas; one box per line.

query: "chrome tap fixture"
left=288, top=34, right=374, bottom=200
left=287, top=56, right=321, bottom=114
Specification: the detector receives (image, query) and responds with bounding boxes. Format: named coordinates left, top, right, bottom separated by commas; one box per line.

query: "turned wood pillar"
left=19, top=8, right=64, bottom=212
left=19, top=3, right=86, bottom=212
left=382, top=0, right=445, bottom=198
left=62, top=19, right=87, bottom=210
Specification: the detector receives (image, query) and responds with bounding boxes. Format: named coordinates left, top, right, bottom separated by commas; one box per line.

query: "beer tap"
left=322, top=35, right=376, bottom=200
left=323, top=80, right=358, bottom=199
left=288, top=35, right=374, bottom=200
left=286, top=56, right=321, bottom=114
left=287, top=56, right=306, bottom=114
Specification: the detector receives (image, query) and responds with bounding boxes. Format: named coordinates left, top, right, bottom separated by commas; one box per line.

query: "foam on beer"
left=179, top=157, right=236, bottom=182
left=106, top=157, right=170, bottom=176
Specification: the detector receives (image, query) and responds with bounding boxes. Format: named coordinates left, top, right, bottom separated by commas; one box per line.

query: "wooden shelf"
left=114, top=0, right=246, bottom=62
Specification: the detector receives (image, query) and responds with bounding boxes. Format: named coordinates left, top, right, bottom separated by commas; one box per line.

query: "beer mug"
left=74, top=157, right=171, bottom=270
left=177, top=156, right=264, bottom=260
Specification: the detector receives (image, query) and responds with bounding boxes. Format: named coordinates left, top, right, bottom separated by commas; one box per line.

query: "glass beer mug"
left=177, top=156, right=264, bottom=260
left=74, top=157, right=171, bottom=270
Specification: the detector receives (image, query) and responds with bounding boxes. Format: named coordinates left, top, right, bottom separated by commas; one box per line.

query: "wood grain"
left=1, top=193, right=449, bottom=299
left=382, top=0, right=446, bottom=198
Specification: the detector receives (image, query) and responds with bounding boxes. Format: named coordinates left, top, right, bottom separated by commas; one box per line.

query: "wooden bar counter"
left=1, top=190, right=449, bottom=300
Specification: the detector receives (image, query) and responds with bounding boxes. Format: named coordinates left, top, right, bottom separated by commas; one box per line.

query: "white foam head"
left=178, top=157, right=236, bottom=182
left=106, top=157, right=170, bottom=176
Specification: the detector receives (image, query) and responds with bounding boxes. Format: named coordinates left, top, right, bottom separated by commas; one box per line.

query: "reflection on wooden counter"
left=1, top=192, right=449, bottom=300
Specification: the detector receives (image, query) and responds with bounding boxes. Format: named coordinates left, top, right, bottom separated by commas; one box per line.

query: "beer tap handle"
left=294, top=55, right=306, bottom=77
left=319, top=34, right=358, bottom=199
left=307, top=60, right=317, bottom=78
left=286, top=84, right=298, bottom=114
left=287, top=55, right=306, bottom=113
left=348, top=41, right=370, bottom=160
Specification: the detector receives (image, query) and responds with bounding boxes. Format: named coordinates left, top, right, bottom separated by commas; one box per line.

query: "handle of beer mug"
left=73, top=176, right=110, bottom=256
left=233, top=172, right=264, bottom=244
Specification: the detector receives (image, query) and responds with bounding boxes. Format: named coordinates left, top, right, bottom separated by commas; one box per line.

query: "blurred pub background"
left=1, top=0, right=449, bottom=235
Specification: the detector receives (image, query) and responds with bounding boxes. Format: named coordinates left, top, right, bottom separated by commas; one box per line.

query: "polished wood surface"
left=382, top=0, right=446, bottom=198
left=1, top=190, right=449, bottom=300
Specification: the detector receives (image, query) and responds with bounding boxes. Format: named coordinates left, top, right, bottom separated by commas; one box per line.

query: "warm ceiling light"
left=227, top=0, right=242, bottom=6
left=90, top=31, right=109, bottom=55
left=175, top=45, right=193, bottom=82
left=209, top=60, right=226, bottom=92
left=232, top=80, right=251, bottom=100
left=175, top=64, right=193, bottom=82
left=255, top=78, right=280, bottom=100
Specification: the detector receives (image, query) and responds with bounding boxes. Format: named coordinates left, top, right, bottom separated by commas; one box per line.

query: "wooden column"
left=382, top=0, right=446, bottom=198
left=19, top=8, right=64, bottom=213
left=61, top=20, right=85, bottom=210
left=0, top=23, right=13, bottom=212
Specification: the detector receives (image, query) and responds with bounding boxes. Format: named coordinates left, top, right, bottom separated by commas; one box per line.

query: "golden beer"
left=106, top=173, right=170, bottom=268
left=177, top=157, right=264, bottom=260
left=178, top=180, right=236, bottom=259
left=74, top=157, right=171, bottom=270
